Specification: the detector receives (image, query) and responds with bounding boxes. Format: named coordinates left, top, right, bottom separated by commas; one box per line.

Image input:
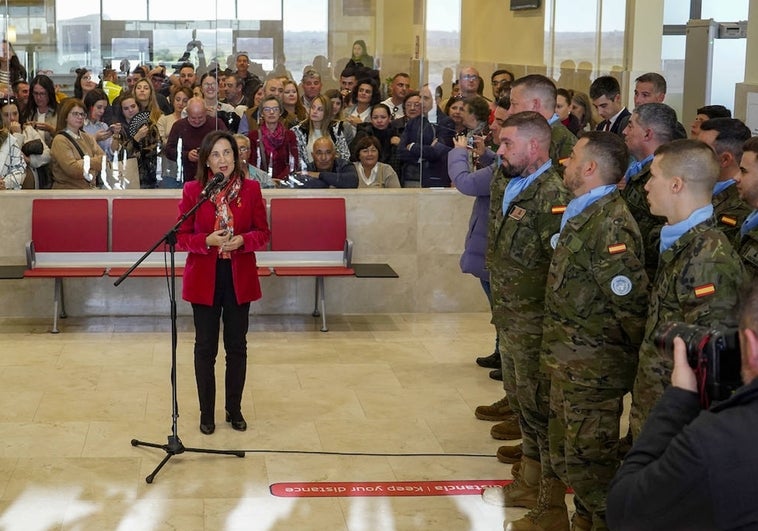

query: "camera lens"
left=653, top=322, right=713, bottom=368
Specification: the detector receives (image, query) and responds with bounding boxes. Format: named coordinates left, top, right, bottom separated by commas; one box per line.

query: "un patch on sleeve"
left=610, top=275, right=633, bottom=296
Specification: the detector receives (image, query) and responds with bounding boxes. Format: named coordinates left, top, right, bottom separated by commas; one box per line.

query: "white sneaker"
left=481, top=486, right=506, bottom=507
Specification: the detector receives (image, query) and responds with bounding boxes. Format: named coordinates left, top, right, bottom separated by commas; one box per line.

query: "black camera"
left=654, top=322, right=742, bottom=406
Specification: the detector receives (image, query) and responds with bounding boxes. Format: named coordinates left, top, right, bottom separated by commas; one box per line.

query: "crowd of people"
left=3, top=41, right=758, bottom=529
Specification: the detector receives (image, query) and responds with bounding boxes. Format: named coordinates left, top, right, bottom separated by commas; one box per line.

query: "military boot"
left=504, top=476, right=569, bottom=531
left=491, top=414, right=522, bottom=440
left=497, top=443, right=523, bottom=463
left=475, top=395, right=513, bottom=421
left=482, top=455, right=540, bottom=509
left=570, top=513, right=592, bottom=531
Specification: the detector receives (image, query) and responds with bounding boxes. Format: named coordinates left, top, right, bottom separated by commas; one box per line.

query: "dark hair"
left=83, top=88, right=108, bottom=114
left=2, top=40, right=27, bottom=84
left=195, top=130, right=240, bottom=185
left=699, top=117, right=752, bottom=160
left=581, top=131, right=630, bottom=184
left=502, top=111, right=552, bottom=148
left=74, top=68, right=91, bottom=100
left=370, top=103, right=391, bottom=120
left=403, top=90, right=421, bottom=112
left=556, top=88, right=573, bottom=104
left=635, top=72, right=667, bottom=95
left=743, top=136, right=758, bottom=157
left=25, top=74, right=58, bottom=122
left=495, top=93, right=511, bottom=111
left=55, top=98, right=86, bottom=133
left=354, top=134, right=381, bottom=156
left=589, top=75, right=621, bottom=101
left=696, top=104, right=732, bottom=120
left=0, top=95, right=17, bottom=110
left=464, top=96, right=490, bottom=123
left=340, top=66, right=357, bottom=80
left=491, top=69, right=515, bottom=83
left=443, top=94, right=463, bottom=115
left=351, top=78, right=380, bottom=107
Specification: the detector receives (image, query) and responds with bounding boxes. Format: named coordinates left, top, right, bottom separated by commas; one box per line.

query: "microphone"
left=200, top=172, right=226, bottom=197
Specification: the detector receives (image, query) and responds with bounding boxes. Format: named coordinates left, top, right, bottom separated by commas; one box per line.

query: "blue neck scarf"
left=713, top=179, right=735, bottom=196
left=623, top=154, right=653, bottom=186
left=659, top=204, right=713, bottom=253
left=741, top=209, right=758, bottom=236
left=560, top=184, right=617, bottom=232
left=502, top=160, right=553, bottom=215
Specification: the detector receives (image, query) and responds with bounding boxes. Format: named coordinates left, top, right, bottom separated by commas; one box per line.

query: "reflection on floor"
left=0, top=313, right=558, bottom=530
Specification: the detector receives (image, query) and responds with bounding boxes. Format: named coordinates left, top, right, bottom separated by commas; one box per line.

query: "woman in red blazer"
left=177, top=130, right=270, bottom=435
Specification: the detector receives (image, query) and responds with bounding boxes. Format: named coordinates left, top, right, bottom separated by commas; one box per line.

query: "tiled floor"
left=0, top=313, right=539, bottom=530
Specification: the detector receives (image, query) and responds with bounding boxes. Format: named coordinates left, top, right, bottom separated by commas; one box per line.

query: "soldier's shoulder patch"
left=509, top=205, right=527, bottom=220
left=719, top=215, right=737, bottom=227
left=608, top=242, right=627, bottom=255
left=551, top=205, right=566, bottom=215
left=694, top=283, right=716, bottom=298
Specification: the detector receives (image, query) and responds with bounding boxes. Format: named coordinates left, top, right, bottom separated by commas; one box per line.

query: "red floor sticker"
left=270, top=479, right=513, bottom=498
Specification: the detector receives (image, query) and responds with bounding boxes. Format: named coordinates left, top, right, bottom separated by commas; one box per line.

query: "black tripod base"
left=131, top=435, right=245, bottom=484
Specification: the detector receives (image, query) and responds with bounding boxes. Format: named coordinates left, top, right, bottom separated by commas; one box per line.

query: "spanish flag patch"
left=694, top=283, right=716, bottom=298
left=719, top=215, right=737, bottom=227
left=608, top=243, right=627, bottom=255
left=551, top=205, right=567, bottom=215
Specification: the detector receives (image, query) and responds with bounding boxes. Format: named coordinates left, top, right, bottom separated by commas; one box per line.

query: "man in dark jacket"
left=607, top=280, right=758, bottom=531
left=297, top=137, right=357, bottom=188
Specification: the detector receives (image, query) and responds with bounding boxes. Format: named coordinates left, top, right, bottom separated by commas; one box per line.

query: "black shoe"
left=199, top=423, right=215, bottom=435
left=226, top=411, right=247, bottom=431
left=476, top=351, right=501, bottom=369
left=489, top=368, right=503, bottom=381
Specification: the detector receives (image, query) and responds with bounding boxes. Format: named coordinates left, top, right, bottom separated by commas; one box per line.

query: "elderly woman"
left=353, top=135, right=400, bottom=188
left=247, top=95, right=298, bottom=180
left=50, top=98, right=104, bottom=189
left=460, top=96, right=491, bottom=170
left=176, top=130, right=270, bottom=435
left=233, top=133, right=275, bottom=188
left=1, top=96, right=51, bottom=189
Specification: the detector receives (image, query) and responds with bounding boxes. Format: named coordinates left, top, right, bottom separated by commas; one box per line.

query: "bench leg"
left=59, top=278, right=67, bottom=319
left=317, top=277, right=328, bottom=332
left=51, top=278, right=61, bottom=334
left=311, top=278, right=320, bottom=317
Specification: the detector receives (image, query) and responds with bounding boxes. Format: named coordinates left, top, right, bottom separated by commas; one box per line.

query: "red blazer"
left=177, top=176, right=270, bottom=306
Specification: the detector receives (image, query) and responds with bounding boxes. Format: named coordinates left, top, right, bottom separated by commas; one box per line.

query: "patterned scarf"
left=211, top=173, right=242, bottom=259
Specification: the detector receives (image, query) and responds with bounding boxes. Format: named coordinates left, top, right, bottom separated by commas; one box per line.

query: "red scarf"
left=211, top=173, right=242, bottom=259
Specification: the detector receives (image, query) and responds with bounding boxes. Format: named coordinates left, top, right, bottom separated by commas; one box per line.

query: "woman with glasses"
left=176, top=130, right=270, bottom=435
left=74, top=68, right=99, bottom=101
left=50, top=98, right=104, bottom=189
left=352, top=135, right=400, bottom=189
left=198, top=74, right=239, bottom=133
left=1, top=96, right=51, bottom=189
left=292, top=94, right=350, bottom=167
left=247, top=95, right=298, bottom=181
left=24, top=74, right=58, bottom=147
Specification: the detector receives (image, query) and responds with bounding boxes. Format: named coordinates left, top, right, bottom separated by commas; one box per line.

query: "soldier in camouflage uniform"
left=541, top=132, right=649, bottom=531
left=735, top=137, right=758, bottom=280
left=507, top=74, right=576, bottom=175
left=630, top=139, right=745, bottom=438
left=621, top=103, right=680, bottom=281
left=479, top=111, right=572, bottom=531
left=697, top=117, right=752, bottom=243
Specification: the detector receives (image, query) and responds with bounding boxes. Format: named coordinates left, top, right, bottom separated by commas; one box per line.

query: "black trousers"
left=191, top=260, right=250, bottom=423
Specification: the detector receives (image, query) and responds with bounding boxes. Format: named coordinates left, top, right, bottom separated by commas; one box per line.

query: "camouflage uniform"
left=550, top=122, right=576, bottom=176
left=487, top=165, right=520, bottom=418
left=620, top=160, right=666, bottom=281
left=542, top=190, right=649, bottom=528
left=630, top=218, right=745, bottom=437
left=713, top=183, right=751, bottom=244
left=736, top=224, right=758, bottom=281
left=490, top=164, right=571, bottom=467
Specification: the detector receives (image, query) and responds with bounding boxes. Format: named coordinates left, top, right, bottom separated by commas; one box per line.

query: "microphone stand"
left=115, top=181, right=244, bottom=484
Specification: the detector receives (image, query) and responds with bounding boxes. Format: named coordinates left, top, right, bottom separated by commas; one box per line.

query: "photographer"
left=606, top=283, right=758, bottom=531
